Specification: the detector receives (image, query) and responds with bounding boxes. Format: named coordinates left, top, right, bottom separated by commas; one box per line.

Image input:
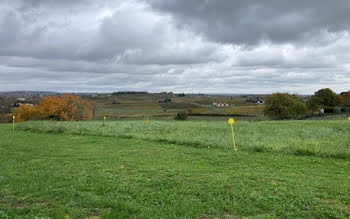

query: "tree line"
left=14, top=88, right=349, bottom=122
left=264, top=88, right=349, bottom=120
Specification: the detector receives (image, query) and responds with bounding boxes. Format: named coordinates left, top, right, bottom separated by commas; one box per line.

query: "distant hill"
left=0, top=91, right=59, bottom=97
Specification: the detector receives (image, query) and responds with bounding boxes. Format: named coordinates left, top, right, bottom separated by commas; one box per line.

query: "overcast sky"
left=1, top=0, right=350, bottom=94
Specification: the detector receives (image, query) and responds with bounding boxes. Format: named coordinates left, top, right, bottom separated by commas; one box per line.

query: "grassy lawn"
left=18, top=119, right=350, bottom=159
left=1, top=124, right=350, bottom=218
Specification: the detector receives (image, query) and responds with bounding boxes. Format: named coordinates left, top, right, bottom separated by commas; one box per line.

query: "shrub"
left=175, top=112, right=188, bottom=121
left=333, top=107, right=341, bottom=114
left=324, top=106, right=341, bottom=114
left=264, top=93, right=307, bottom=120
left=341, top=107, right=350, bottom=113
left=324, top=107, right=334, bottom=113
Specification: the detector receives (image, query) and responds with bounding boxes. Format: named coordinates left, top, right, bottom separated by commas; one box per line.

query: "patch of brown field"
left=159, top=102, right=203, bottom=109
left=188, top=106, right=264, bottom=115
left=100, top=112, right=178, bottom=118
left=226, top=105, right=265, bottom=115
left=98, top=103, right=163, bottom=110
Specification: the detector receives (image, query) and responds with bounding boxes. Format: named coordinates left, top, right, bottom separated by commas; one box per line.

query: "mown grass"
left=17, top=119, right=350, bottom=159
left=1, top=124, right=350, bottom=218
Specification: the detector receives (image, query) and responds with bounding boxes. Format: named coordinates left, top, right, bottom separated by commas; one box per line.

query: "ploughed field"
left=0, top=119, right=350, bottom=218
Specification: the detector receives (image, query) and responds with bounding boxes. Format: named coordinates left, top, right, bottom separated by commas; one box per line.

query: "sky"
left=1, top=0, right=350, bottom=94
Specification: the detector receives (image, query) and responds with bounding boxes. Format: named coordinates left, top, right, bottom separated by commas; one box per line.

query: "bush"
left=175, top=112, right=188, bottom=121
left=333, top=107, right=341, bottom=114
left=264, top=93, right=307, bottom=120
left=324, top=106, right=342, bottom=114
left=341, top=107, right=350, bottom=113
left=324, top=107, right=333, bottom=113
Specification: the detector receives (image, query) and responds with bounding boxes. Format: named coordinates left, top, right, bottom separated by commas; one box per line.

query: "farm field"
left=1, top=123, right=350, bottom=218
left=92, top=103, right=265, bottom=120
left=84, top=93, right=265, bottom=120
left=18, top=119, right=350, bottom=159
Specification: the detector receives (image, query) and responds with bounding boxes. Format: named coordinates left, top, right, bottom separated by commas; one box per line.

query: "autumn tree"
left=14, top=105, right=38, bottom=122
left=15, top=95, right=92, bottom=122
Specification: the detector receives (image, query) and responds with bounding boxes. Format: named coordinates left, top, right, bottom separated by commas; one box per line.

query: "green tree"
left=314, top=88, right=341, bottom=107
left=264, top=93, right=307, bottom=120
left=306, top=96, right=322, bottom=113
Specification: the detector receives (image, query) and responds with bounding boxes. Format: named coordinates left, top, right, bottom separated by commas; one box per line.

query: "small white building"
left=217, top=102, right=229, bottom=107
left=15, top=103, right=34, bottom=107
left=16, top=98, right=26, bottom=102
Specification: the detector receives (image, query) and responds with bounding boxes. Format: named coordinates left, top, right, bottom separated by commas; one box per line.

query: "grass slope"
left=17, top=119, right=350, bottom=159
left=1, top=124, right=350, bottom=218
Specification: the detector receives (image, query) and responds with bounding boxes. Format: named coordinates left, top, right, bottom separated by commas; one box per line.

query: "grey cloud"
left=0, top=0, right=221, bottom=65
left=0, top=0, right=350, bottom=94
left=149, top=0, right=350, bottom=45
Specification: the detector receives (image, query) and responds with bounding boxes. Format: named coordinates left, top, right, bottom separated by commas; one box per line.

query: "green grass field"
left=17, top=119, right=350, bottom=159
left=1, top=123, right=350, bottom=218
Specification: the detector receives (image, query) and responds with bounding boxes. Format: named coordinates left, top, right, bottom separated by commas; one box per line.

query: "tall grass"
left=17, top=120, right=350, bottom=159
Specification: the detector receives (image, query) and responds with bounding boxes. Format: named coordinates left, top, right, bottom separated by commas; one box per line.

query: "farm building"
left=214, top=102, right=229, bottom=107
left=16, top=98, right=26, bottom=102
left=15, top=103, right=34, bottom=107
left=254, top=98, right=264, bottom=104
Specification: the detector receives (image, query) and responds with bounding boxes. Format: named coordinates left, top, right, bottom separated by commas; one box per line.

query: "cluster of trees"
left=15, top=95, right=92, bottom=122
left=264, top=88, right=349, bottom=120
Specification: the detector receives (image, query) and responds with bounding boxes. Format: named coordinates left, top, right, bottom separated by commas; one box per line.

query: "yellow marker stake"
left=12, top=115, right=15, bottom=131
left=103, top=116, right=107, bottom=126
left=228, top=118, right=237, bottom=151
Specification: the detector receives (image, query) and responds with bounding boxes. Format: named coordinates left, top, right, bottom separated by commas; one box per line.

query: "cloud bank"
left=1, top=0, right=350, bottom=94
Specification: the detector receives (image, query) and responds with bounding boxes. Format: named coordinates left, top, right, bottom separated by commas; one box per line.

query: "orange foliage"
left=15, top=95, right=92, bottom=122
left=14, top=105, right=38, bottom=122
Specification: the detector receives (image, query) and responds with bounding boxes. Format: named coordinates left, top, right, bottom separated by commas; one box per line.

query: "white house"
left=16, top=98, right=26, bottom=102
left=217, top=102, right=229, bottom=107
